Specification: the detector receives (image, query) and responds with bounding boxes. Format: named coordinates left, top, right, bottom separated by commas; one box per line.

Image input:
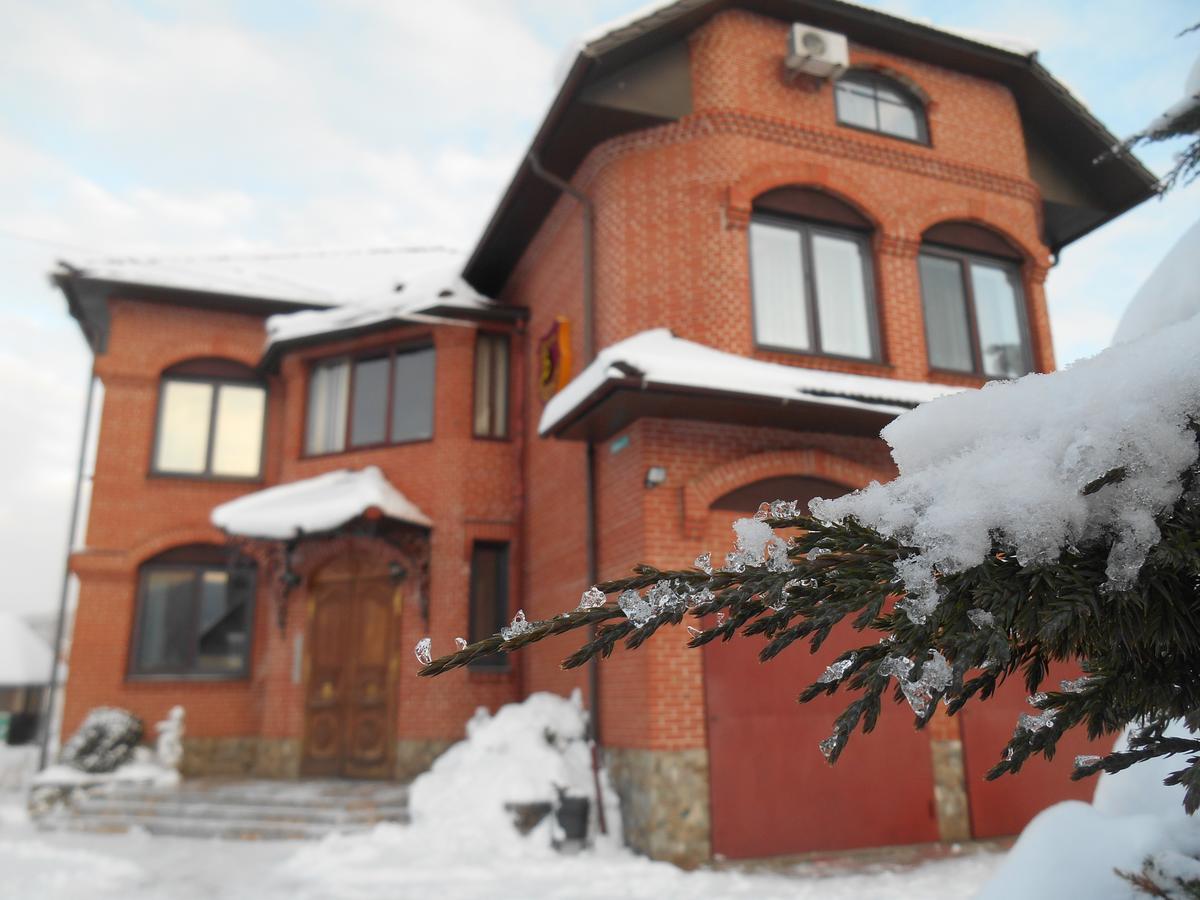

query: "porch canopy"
left=212, top=466, right=431, bottom=540
left=538, top=329, right=962, bottom=442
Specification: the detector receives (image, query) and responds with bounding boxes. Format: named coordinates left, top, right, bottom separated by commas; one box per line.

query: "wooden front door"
left=303, top=555, right=398, bottom=779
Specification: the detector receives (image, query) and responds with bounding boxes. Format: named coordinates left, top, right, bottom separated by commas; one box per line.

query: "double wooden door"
left=302, top=555, right=398, bottom=779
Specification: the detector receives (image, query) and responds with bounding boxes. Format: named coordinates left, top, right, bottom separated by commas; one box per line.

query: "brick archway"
left=725, top=163, right=893, bottom=233
left=683, top=448, right=894, bottom=538
left=914, top=206, right=1050, bottom=268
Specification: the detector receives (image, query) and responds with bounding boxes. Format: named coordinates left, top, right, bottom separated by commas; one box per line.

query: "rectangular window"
left=154, top=378, right=265, bottom=479
left=919, top=249, right=1031, bottom=378
left=468, top=542, right=509, bottom=670
left=749, top=215, right=877, bottom=360
left=304, top=345, right=434, bottom=455
left=131, top=562, right=255, bottom=678
left=473, top=333, right=510, bottom=439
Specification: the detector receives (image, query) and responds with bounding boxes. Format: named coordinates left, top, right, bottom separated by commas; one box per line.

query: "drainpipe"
left=526, top=151, right=606, bottom=834
left=38, top=361, right=97, bottom=770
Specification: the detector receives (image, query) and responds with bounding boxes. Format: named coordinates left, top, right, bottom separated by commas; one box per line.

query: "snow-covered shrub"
left=59, top=708, right=142, bottom=774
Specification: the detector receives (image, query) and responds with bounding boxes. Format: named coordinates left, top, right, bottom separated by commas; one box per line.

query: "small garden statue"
left=155, top=705, right=185, bottom=771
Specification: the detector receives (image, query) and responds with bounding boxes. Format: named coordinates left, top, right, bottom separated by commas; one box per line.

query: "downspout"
left=526, top=151, right=606, bottom=835
left=39, top=358, right=97, bottom=769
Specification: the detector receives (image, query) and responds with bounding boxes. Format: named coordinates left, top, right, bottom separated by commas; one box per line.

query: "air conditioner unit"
left=785, top=23, right=848, bottom=79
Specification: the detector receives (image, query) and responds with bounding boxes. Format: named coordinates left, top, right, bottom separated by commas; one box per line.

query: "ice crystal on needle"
left=577, top=586, right=606, bottom=610
left=693, top=552, right=713, bottom=575
left=414, top=637, right=432, bottom=666
left=500, top=610, right=534, bottom=641
left=818, top=654, right=856, bottom=684
left=454, top=637, right=468, bottom=651
left=967, top=609, right=995, bottom=629
left=618, top=590, right=653, bottom=628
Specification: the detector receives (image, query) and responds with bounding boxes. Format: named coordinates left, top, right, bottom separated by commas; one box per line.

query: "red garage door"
left=959, top=663, right=1106, bottom=838
left=702, top=479, right=939, bottom=859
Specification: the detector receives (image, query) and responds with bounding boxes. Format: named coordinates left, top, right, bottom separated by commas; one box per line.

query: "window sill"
left=835, top=119, right=931, bottom=149
left=125, top=672, right=251, bottom=684
left=300, top=435, right=435, bottom=460
left=753, top=344, right=893, bottom=370
left=147, top=471, right=264, bottom=485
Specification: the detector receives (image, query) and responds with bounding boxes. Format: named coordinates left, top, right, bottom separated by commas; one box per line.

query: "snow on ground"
left=977, top=721, right=1200, bottom=899
left=0, top=693, right=1003, bottom=898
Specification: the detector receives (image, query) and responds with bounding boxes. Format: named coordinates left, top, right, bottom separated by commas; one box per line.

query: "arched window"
left=834, top=70, right=929, bottom=144
left=129, top=545, right=256, bottom=678
left=748, top=187, right=880, bottom=361
left=918, top=223, right=1032, bottom=379
left=152, top=358, right=266, bottom=479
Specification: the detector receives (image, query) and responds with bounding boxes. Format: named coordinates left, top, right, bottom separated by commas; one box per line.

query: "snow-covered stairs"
left=40, top=778, right=410, bottom=841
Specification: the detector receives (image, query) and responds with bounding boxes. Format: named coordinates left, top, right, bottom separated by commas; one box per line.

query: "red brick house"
left=52, top=0, right=1155, bottom=866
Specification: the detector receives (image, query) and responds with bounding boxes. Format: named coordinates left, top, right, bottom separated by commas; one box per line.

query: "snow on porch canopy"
left=538, top=328, right=961, bottom=441
left=211, top=466, right=431, bottom=541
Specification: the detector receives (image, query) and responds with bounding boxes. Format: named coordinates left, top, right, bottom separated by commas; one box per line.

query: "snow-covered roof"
left=0, top=612, right=53, bottom=686
left=539, top=329, right=960, bottom=436
left=577, top=0, right=1037, bottom=58
left=211, top=466, right=431, bottom=540
left=264, top=265, right=496, bottom=349
left=65, top=246, right=465, bottom=309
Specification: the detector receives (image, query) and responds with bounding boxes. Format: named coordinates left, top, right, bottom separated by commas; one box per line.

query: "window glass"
left=350, top=357, right=390, bottom=447
left=156, top=381, right=213, bottom=474
left=878, top=99, right=920, bottom=141
left=391, top=347, right=435, bottom=443
left=473, top=334, right=510, bottom=439
left=750, top=220, right=809, bottom=351
left=211, top=385, right=265, bottom=477
left=473, top=337, right=494, bottom=436
left=490, top=337, right=509, bottom=438
left=971, top=263, right=1027, bottom=378
left=132, top=554, right=255, bottom=677
left=468, top=543, right=509, bottom=669
left=919, top=255, right=974, bottom=372
left=835, top=80, right=877, bottom=130
left=812, top=233, right=872, bottom=359
left=306, top=359, right=349, bottom=454
left=136, top=569, right=196, bottom=671
left=835, top=71, right=927, bottom=143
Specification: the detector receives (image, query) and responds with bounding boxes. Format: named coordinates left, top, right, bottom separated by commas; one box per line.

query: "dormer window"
left=748, top=188, right=880, bottom=362
left=835, top=70, right=928, bottom=144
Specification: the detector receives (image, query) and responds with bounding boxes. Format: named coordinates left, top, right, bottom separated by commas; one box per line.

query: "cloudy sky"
left=1, top=0, right=1197, bottom=618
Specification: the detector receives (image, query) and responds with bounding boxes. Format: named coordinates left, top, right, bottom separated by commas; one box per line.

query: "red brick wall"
left=504, top=9, right=1055, bottom=752
left=66, top=301, right=525, bottom=750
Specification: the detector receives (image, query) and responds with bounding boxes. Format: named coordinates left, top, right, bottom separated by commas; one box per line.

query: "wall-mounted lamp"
left=644, top=466, right=668, bottom=489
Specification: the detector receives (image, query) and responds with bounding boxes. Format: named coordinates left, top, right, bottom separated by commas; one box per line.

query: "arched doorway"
left=702, top=475, right=940, bottom=858
left=302, top=552, right=399, bottom=779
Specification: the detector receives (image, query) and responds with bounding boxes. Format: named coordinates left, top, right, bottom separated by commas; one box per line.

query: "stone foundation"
left=181, top=737, right=257, bottom=776
left=394, top=738, right=454, bottom=781
left=605, top=747, right=710, bottom=867
left=180, top=737, right=301, bottom=778
left=253, top=738, right=302, bottom=779
left=930, top=738, right=972, bottom=842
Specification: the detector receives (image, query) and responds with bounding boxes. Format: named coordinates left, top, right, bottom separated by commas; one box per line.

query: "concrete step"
left=37, top=778, right=413, bottom=842
left=48, top=814, right=341, bottom=841
left=71, top=796, right=409, bottom=825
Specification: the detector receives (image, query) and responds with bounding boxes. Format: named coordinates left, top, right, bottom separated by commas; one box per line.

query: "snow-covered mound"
left=977, top=722, right=1200, bottom=900
left=1112, top=216, right=1200, bottom=345
left=281, top=692, right=623, bottom=893
left=812, top=306, right=1200, bottom=599
left=408, top=690, right=618, bottom=849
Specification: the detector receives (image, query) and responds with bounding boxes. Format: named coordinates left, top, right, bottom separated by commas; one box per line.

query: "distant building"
left=52, top=0, right=1155, bottom=865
